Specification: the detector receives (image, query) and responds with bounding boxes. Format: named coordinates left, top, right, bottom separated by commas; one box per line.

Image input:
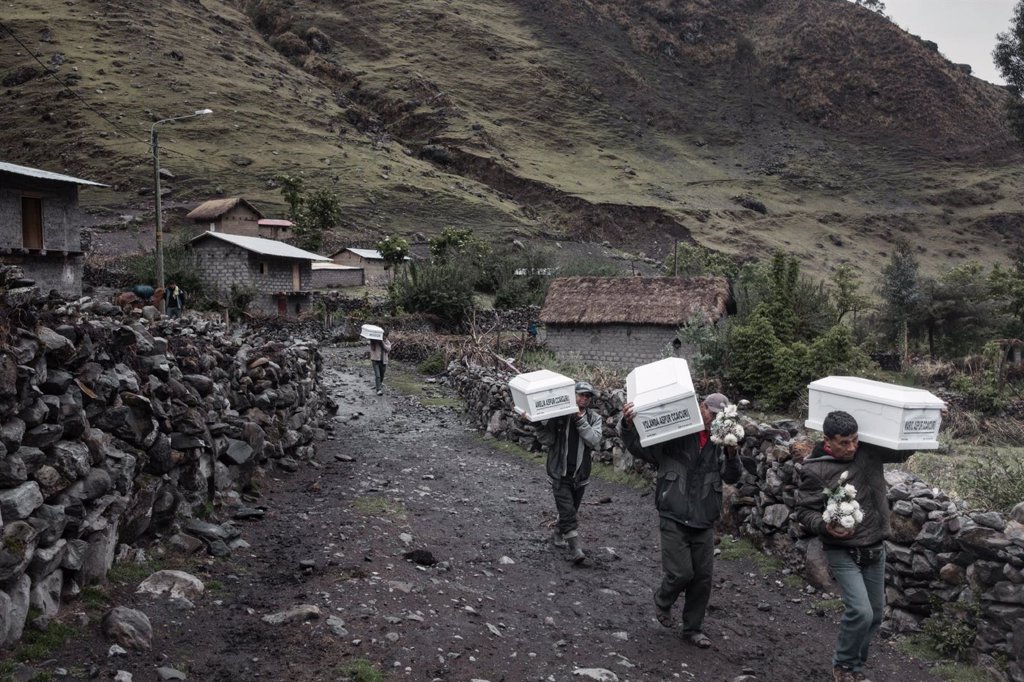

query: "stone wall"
left=311, top=267, right=364, bottom=289
left=544, top=323, right=693, bottom=367
left=445, top=362, right=1024, bottom=678
left=0, top=275, right=334, bottom=647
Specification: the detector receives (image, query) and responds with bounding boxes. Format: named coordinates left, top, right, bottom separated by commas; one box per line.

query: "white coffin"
left=626, top=358, right=703, bottom=447
left=360, top=324, right=384, bottom=341
left=805, top=376, right=944, bottom=450
left=508, top=370, right=577, bottom=422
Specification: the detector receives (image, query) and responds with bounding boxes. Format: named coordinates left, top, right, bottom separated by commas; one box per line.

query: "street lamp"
left=151, top=108, right=213, bottom=309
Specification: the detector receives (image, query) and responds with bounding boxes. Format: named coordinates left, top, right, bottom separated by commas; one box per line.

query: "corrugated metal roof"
left=257, top=219, right=292, bottom=227
left=0, top=160, right=107, bottom=187
left=331, top=246, right=411, bottom=261
left=312, top=262, right=362, bottom=270
left=190, top=231, right=330, bottom=260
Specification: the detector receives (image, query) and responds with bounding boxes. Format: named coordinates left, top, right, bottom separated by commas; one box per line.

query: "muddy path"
left=31, top=346, right=941, bottom=682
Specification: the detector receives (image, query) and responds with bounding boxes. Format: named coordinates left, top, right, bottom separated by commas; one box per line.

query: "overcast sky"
left=880, top=0, right=1017, bottom=83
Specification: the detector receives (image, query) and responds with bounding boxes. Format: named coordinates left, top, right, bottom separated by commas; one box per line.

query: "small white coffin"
left=626, top=358, right=703, bottom=447
left=360, top=324, right=384, bottom=341
left=508, top=369, right=577, bottom=422
left=806, top=376, right=944, bottom=450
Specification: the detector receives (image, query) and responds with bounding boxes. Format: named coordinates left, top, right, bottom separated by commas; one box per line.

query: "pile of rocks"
left=445, top=362, right=1024, bottom=676
left=0, top=277, right=334, bottom=646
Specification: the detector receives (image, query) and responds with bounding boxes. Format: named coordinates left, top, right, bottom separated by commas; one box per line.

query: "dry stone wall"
left=446, top=362, right=1024, bottom=679
left=0, top=270, right=335, bottom=647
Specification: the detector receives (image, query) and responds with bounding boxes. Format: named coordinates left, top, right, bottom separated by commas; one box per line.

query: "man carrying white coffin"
left=795, top=410, right=914, bottom=682
left=618, top=393, right=743, bottom=649
left=535, top=381, right=603, bottom=564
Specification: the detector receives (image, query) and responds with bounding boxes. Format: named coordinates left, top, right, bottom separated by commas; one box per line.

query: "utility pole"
left=150, top=108, right=213, bottom=312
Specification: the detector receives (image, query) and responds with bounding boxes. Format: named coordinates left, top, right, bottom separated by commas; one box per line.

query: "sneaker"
left=377, top=389, right=383, bottom=395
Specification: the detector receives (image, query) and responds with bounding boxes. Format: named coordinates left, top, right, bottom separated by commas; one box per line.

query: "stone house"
left=189, top=231, right=329, bottom=315
left=0, top=160, right=106, bottom=297
left=311, top=261, right=364, bottom=289
left=330, top=247, right=408, bottom=285
left=186, top=197, right=264, bottom=236
left=539, top=276, right=732, bottom=367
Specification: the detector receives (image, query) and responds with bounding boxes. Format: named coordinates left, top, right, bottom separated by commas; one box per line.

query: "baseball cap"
left=703, top=392, right=730, bottom=413
left=575, top=381, right=596, bottom=396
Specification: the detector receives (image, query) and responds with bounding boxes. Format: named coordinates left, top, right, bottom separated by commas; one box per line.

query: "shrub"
left=228, top=283, right=259, bottom=318
left=960, top=449, right=1024, bottom=513
left=417, top=352, right=447, bottom=375
left=922, top=597, right=979, bottom=661
left=270, top=31, right=308, bottom=57
left=125, top=231, right=203, bottom=303
left=305, top=26, right=331, bottom=52
left=390, top=262, right=475, bottom=331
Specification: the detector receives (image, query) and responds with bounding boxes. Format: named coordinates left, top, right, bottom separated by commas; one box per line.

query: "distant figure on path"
left=166, top=281, right=186, bottom=317
left=527, top=320, right=538, bottom=340
left=369, top=330, right=392, bottom=396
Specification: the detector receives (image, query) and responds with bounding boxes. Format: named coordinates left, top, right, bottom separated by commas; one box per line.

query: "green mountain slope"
left=2, top=0, right=1021, bottom=277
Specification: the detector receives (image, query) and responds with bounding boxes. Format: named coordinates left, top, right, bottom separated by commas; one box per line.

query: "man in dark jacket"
left=618, top=392, right=742, bottom=648
left=536, top=381, right=603, bottom=564
left=795, top=410, right=915, bottom=682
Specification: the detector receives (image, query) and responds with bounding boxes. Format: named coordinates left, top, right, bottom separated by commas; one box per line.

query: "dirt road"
left=34, top=346, right=942, bottom=682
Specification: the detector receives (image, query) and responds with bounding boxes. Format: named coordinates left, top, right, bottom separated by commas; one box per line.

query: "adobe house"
left=0, top=160, right=106, bottom=297
left=189, top=231, right=329, bottom=315
left=539, top=276, right=733, bottom=367
left=186, top=197, right=264, bottom=236
left=330, top=247, right=408, bottom=285
left=256, top=218, right=292, bottom=240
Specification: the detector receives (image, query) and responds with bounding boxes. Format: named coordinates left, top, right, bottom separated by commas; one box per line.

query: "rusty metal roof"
left=0, top=160, right=107, bottom=187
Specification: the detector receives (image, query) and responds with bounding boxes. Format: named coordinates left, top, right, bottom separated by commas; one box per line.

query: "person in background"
left=618, top=392, right=742, bottom=649
left=369, top=330, right=392, bottom=396
left=534, top=381, right=602, bottom=563
left=795, top=410, right=916, bottom=682
left=166, top=281, right=186, bottom=318
left=527, top=320, right=539, bottom=340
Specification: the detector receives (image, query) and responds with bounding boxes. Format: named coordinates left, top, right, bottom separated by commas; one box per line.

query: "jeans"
left=656, top=520, right=715, bottom=635
left=825, top=546, right=886, bottom=672
left=552, top=478, right=585, bottom=537
left=372, top=360, right=386, bottom=390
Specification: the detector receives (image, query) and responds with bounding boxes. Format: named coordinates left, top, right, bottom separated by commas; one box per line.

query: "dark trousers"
left=552, top=478, right=585, bottom=537
left=656, top=519, right=715, bottom=635
left=372, top=360, right=386, bottom=390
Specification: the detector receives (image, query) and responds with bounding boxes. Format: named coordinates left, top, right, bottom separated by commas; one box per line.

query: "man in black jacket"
left=795, top=410, right=915, bottom=682
left=618, top=393, right=742, bottom=648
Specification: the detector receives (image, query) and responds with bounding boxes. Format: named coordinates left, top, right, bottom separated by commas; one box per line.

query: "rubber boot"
left=565, top=535, right=585, bottom=564
left=551, top=530, right=568, bottom=548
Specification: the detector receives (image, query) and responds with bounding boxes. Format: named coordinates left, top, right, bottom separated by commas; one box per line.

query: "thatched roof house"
left=539, top=276, right=732, bottom=367
left=186, top=197, right=264, bottom=236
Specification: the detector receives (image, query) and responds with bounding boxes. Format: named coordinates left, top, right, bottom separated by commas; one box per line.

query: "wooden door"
left=22, top=197, right=43, bottom=249
left=292, top=263, right=301, bottom=291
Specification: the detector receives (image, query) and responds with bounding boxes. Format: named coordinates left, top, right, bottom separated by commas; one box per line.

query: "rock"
left=156, top=668, right=187, bottom=681
left=0, top=481, right=44, bottom=520
left=27, top=539, right=67, bottom=580
left=2, top=574, right=30, bottom=646
left=102, top=607, right=153, bottom=650
left=137, top=570, right=205, bottom=601
left=261, top=604, right=321, bottom=625
left=327, top=615, right=348, bottom=637
left=0, top=455, right=28, bottom=486
left=572, top=669, right=619, bottom=681
left=223, top=439, right=254, bottom=465
left=29, top=570, right=63, bottom=620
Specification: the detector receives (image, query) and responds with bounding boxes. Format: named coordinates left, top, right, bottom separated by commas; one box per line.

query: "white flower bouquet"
left=709, top=404, right=745, bottom=447
left=822, top=471, right=863, bottom=530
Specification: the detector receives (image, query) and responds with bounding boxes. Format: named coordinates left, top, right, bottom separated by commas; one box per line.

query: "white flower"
left=839, top=471, right=849, bottom=483
left=849, top=500, right=861, bottom=511
left=853, top=509, right=864, bottom=523
left=844, top=484, right=857, bottom=497
left=823, top=509, right=834, bottom=523
left=839, top=502, right=854, bottom=515
left=724, top=404, right=738, bottom=418
left=711, top=435, right=722, bottom=444
left=723, top=434, right=738, bottom=446
left=732, top=424, right=745, bottom=438
left=839, top=515, right=856, bottom=529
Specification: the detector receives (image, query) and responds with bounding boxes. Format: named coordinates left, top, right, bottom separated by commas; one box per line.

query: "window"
left=22, top=196, right=42, bottom=249
left=259, top=262, right=269, bottom=275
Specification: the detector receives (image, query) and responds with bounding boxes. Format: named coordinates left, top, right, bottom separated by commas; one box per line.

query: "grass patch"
left=108, top=559, right=163, bottom=586
left=814, top=598, right=845, bottom=615
left=590, top=460, right=649, bottom=489
left=477, top=434, right=544, bottom=464
left=386, top=367, right=461, bottom=408
left=338, top=658, right=386, bottom=682
left=10, top=619, right=78, bottom=663
left=352, top=495, right=407, bottom=520
left=205, top=579, right=224, bottom=592
left=930, top=663, right=993, bottom=682
left=902, top=445, right=1024, bottom=512
left=716, top=536, right=784, bottom=572
left=782, top=574, right=805, bottom=589
left=78, top=585, right=111, bottom=611
left=891, top=634, right=992, bottom=680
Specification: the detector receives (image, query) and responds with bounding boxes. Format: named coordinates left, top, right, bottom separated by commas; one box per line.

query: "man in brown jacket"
left=795, top=410, right=915, bottom=682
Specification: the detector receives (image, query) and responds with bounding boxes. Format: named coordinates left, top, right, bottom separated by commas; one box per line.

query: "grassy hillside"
left=1, top=0, right=1022, bottom=280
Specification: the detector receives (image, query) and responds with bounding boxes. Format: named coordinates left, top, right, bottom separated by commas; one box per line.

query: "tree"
left=832, top=264, right=870, bottom=325
left=276, top=174, right=305, bottom=222
left=989, top=244, right=1024, bottom=337
left=879, top=239, right=921, bottom=368
left=853, top=0, right=886, bottom=14
left=375, top=235, right=410, bottom=280
left=995, top=1, right=1024, bottom=144
left=293, top=188, right=340, bottom=252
